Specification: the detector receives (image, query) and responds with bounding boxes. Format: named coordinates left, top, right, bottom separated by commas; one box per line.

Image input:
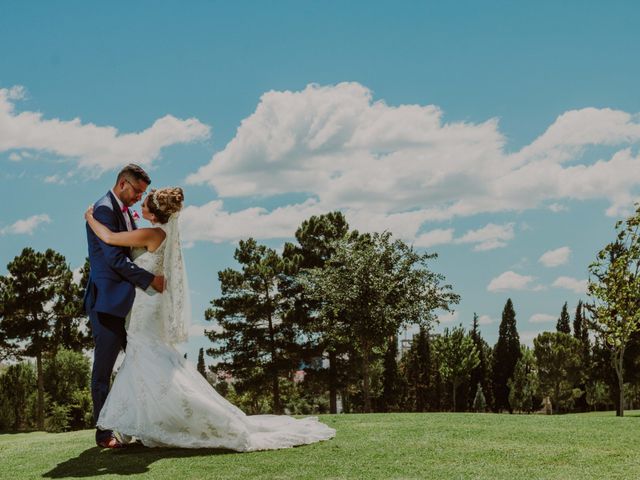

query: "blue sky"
left=1, top=1, right=639, bottom=359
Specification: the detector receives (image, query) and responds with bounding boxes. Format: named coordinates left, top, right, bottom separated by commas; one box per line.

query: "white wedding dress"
left=97, top=229, right=335, bottom=451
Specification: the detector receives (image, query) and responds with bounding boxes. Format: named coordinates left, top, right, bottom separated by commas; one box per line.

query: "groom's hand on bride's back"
left=151, top=275, right=165, bottom=293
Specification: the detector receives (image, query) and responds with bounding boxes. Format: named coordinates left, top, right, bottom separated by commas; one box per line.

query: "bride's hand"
left=85, top=205, right=94, bottom=221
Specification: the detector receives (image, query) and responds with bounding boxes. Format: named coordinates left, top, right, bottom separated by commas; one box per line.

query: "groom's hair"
left=116, top=164, right=151, bottom=185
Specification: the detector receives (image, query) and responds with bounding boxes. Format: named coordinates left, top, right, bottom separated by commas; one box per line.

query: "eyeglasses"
left=125, top=179, right=147, bottom=197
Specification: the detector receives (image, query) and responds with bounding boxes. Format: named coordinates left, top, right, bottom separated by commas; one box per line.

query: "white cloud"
left=530, top=313, right=556, bottom=323
left=0, top=86, right=210, bottom=174
left=552, top=276, right=588, bottom=294
left=478, top=315, right=495, bottom=325
left=539, top=246, right=571, bottom=267
left=520, top=330, right=545, bottom=347
left=180, top=82, right=640, bottom=245
left=437, top=311, right=459, bottom=324
left=455, top=223, right=515, bottom=251
left=548, top=203, right=568, bottom=212
left=180, top=199, right=325, bottom=244
left=0, top=214, right=51, bottom=235
left=487, top=270, right=541, bottom=292
left=414, top=228, right=454, bottom=248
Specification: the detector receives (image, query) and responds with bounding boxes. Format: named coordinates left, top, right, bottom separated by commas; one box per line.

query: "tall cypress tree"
left=404, top=327, right=432, bottom=411
left=469, top=313, right=493, bottom=411
left=381, top=335, right=401, bottom=412
left=492, top=298, right=521, bottom=413
left=573, top=300, right=590, bottom=411
left=556, top=302, right=571, bottom=334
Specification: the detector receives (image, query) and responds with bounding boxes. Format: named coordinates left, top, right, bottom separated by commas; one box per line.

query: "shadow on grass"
left=42, top=443, right=237, bottom=478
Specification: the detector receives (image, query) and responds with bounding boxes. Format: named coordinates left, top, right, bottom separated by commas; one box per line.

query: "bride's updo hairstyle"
left=147, top=187, right=184, bottom=224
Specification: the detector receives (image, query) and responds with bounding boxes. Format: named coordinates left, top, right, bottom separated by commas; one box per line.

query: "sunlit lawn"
left=1, top=411, right=640, bottom=479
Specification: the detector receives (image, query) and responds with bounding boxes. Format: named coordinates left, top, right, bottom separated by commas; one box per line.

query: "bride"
left=84, top=187, right=335, bottom=451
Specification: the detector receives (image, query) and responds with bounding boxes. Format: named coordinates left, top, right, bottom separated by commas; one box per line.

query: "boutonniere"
left=132, top=210, right=140, bottom=221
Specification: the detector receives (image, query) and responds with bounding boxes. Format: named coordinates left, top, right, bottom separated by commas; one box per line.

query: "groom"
left=84, top=164, right=165, bottom=449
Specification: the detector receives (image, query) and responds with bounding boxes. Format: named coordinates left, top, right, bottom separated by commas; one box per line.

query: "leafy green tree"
left=0, top=248, right=76, bottom=429
left=587, top=206, right=640, bottom=416
left=556, top=302, right=571, bottom=334
left=0, top=361, right=36, bottom=431
left=434, top=325, right=480, bottom=411
left=206, top=239, right=299, bottom=414
left=281, top=212, right=352, bottom=414
left=43, top=348, right=91, bottom=430
left=492, top=298, right=521, bottom=413
left=197, top=348, right=206, bottom=379
left=302, top=231, right=459, bottom=412
left=534, top=332, right=582, bottom=413
left=508, top=346, right=539, bottom=413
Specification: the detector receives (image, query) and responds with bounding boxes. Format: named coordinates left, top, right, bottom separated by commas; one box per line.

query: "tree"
left=472, top=383, right=487, bottom=412
left=302, top=231, right=459, bottom=412
left=0, top=361, right=36, bottom=431
left=572, top=300, right=590, bottom=411
left=281, top=212, right=352, bottom=414
left=507, top=346, right=539, bottom=413
left=380, top=335, right=401, bottom=412
left=469, top=313, right=493, bottom=411
left=197, top=348, right=207, bottom=379
left=556, top=302, right=571, bottom=334
left=0, top=248, right=75, bottom=429
left=492, top=299, right=521, bottom=413
left=587, top=205, right=640, bottom=416
left=43, top=348, right=92, bottom=430
left=403, top=327, right=433, bottom=411
left=206, top=239, right=299, bottom=414
left=533, top=332, right=582, bottom=413
left=434, top=325, right=479, bottom=411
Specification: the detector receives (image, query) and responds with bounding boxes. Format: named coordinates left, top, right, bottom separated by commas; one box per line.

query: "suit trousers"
left=88, top=306, right=127, bottom=442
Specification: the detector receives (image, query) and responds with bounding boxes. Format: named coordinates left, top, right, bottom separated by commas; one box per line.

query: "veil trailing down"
left=97, top=213, right=336, bottom=451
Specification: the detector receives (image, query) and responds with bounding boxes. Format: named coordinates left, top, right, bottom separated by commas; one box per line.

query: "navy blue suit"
left=84, top=191, right=154, bottom=442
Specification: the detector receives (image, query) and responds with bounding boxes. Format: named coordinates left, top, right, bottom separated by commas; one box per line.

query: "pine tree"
left=556, top=302, right=571, bottom=334
left=0, top=248, right=77, bottom=430
left=197, top=348, right=206, bottom=379
left=206, top=239, right=299, bottom=414
left=492, top=298, right=521, bottom=413
left=281, top=212, right=351, bottom=414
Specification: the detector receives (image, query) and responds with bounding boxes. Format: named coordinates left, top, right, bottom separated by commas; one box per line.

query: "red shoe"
left=97, top=436, right=124, bottom=449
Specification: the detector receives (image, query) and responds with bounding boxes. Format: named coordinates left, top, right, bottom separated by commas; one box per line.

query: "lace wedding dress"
left=97, top=224, right=335, bottom=451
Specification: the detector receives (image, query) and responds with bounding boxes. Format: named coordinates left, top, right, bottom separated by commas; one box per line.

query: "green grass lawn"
left=2, top=411, right=640, bottom=480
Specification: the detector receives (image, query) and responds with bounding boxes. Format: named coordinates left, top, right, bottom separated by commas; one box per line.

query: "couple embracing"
left=85, top=164, right=335, bottom=450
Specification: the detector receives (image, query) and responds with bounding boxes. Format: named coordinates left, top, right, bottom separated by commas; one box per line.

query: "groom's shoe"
left=97, top=436, right=124, bottom=449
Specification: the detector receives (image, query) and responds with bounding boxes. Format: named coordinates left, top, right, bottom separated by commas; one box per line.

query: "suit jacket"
left=84, top=191, right=154, bottom=318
